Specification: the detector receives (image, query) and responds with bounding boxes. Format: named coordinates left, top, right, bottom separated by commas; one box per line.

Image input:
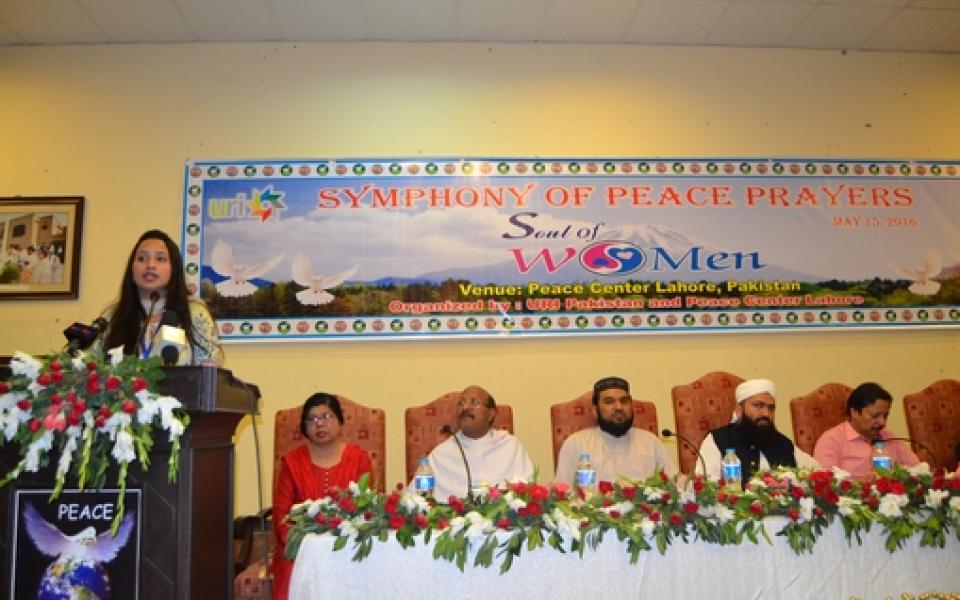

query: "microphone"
left=662, top=428, right=708, bottom=477
left=137, top=291, right=161, bottom=356
left=441, top=424, right=473, bottom=500
left=157, top=309, right=185, bottom=366
left=63, top=317, right=110, bottom=353
left=873, top=436, right=940, bottom=468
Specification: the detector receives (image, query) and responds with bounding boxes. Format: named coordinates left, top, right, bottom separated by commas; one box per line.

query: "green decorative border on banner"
left=182, top=157, right=960, bottom=342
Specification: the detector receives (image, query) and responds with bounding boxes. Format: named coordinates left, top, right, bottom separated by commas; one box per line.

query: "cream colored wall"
left=1, top=43, right=958, bottom=516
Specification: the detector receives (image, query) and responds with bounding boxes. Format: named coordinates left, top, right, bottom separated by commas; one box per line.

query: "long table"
left=290, top=523, right=960, bottom=599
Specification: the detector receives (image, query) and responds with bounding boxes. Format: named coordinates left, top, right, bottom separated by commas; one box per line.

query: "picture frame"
left=0, top=196, right=83, bottom=300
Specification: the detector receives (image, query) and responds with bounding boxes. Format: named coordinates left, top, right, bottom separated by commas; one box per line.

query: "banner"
left=182, top=158, right=960, bottom=341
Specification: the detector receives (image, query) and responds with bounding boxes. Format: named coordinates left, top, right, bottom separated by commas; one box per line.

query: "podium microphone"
left=157, top=310, right=185, bottom=366
left=63, top=317, right=109, bottom=353
left=873, top=436, right=940, bottom=468
left=441, top=424, right=473, bottom=500
left=662, top=428, right=708, bottom=476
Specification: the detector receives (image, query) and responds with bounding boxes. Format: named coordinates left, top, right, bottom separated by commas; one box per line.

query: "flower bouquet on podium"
left=0, top=348, right=188, bottom=534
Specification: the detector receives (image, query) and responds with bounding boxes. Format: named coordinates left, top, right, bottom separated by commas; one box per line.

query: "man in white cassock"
left=695, top=378, right=818, bottom=485
left=424, top=385, right=534, bottom=501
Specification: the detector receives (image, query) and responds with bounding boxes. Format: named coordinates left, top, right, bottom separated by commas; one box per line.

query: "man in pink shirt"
left=814, top=382, right=919, bottom=480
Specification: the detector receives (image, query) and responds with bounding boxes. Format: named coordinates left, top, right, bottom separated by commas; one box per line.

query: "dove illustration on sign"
left=211, top=239, right=285, bottom=297
left=23, top=502, right=134, bottom=599
left=249, top=186, right=286, bottom=222
left=888, top=249, right=942, bottom=296
left=291, top=254, right=358, bottom=305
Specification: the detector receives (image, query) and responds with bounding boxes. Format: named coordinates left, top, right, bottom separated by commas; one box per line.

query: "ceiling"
left=1, top=0, right=959, bottom=53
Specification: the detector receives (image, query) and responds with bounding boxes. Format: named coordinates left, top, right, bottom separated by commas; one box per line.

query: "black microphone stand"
left=662, top=428, right=708, bottom=477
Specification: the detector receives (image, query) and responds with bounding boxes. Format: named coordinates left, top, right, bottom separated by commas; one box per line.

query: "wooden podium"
left=0, top=365, right=260, bottom=600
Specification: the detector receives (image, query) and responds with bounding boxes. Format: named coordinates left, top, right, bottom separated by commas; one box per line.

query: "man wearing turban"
left=695, top=379, right=817, bottom=485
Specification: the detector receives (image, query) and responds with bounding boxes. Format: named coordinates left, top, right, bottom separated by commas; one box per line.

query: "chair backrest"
left=671, top=371, right=743, bottom=473
left=549, top=391, right=659, bottom=469
left=789, top=383, right=851, bottom=455
left=273, top=396, right=387, bottom=493
left=903, top=379, right=960, bottom=471
left=404, top=391, right=514, bottom=482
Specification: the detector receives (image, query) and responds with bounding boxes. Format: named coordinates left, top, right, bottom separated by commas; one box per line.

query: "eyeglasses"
left=306, top=413, right=337, bottom=425
left=456, top=398, right=490, bottom=409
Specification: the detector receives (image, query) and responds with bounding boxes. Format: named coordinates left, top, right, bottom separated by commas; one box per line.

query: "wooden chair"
left=671, top=371, right=743, bottom=474
left=790, top=383, right=851, bottom=456
left=404, top=391, right=514, bottom=482
left=234, top=396, right=386, bottom=600
left=904, top=379, right=960, bottom=471
left=549, top=391, right=659, bottom=469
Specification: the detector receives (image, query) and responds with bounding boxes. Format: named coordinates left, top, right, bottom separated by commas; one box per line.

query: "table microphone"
left=63, top=317, right=110, bottom=353
left=441, top=424, right=473, bottom=500
left=873, top=436, right=939, bottom=468
left=157, top=309, right=186, bottom=366
left=662, top=428, right=708, bottom=476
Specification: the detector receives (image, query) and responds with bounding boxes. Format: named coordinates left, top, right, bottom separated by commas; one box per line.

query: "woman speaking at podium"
left=98, top=229, right=223, bottom=366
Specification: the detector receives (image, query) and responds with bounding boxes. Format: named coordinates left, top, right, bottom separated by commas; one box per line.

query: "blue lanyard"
left=140, top=323, right=159, bottom=359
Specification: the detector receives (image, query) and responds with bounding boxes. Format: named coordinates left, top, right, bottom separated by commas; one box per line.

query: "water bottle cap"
left=419, top=457, right=429, bottom=464
left=725, top=448, right=735, bottom=454
left=874, top=441, right=885, bottom=448
left=579, top=453, right=590, bottom=461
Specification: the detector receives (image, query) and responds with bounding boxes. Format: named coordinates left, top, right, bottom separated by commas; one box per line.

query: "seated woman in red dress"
left=272, top=393, right=373, bottom=600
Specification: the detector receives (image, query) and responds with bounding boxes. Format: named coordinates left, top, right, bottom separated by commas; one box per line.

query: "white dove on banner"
left=888, top=249, right=942, bottom=296
left=291, top=254, right=358, bottom=306
left=210, top=239, right=284, bottom=297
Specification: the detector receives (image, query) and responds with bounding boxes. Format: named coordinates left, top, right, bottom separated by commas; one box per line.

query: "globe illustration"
left=37, top=558, right=111, bottom=599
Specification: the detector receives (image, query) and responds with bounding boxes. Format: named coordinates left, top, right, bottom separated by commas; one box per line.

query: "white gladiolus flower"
left=167, top=418, right=185, bottom=440
left=339, top=521, right=358, bottom=537
left=464, top=511, right=490, bottom=538
left=508, top=497, right=527, bottom=511
left=551, top=508, right=581, bottom=541
left=831, top=466, right=852, bottom=482
left=714, top=503, right=735, bottom=523
left=348, top=481, right=361, bottom=495
left=10, top=351, right=43, bottom=379
left=878, top=494, right=909, bottom=518
left=949, top=497, right=960, bottom=512
left=103, top=412, right=132, bottom=440
left=640, top=518, right=656, bottom=537
left=111, top=429, right=136, bottom=463
left=401, top=491, right=429, bottom=513
left=799, top=497, right=815, bottom=521
left=25, top=431, right=54, bottom=472
left=924, top=489, right=949, bottom=508
left=448, top=516, right=466, bottom=535
left=107, top=345, right=125, bottom=367
left=644, top=487, right=662, bottom=502
left=837, top=496, right=861, bottom=517
left=56, top=431, right=80, bottom=478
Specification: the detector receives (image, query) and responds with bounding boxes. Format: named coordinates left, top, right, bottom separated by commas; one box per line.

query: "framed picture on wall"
left=0, top=196, right=84, bottom=300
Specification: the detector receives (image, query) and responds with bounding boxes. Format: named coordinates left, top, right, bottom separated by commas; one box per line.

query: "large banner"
left=182, top=158, right=960, bottom=341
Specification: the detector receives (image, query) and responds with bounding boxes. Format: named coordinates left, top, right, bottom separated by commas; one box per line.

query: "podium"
left=0, top=365, right=260, bottom=600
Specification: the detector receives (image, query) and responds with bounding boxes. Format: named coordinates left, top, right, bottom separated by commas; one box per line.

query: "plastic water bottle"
left=721, top=448, right=742, bottom=491
left=414, top=458, right=435, bottom=496
left=872, top=441, right=893, bottom=471
left=575, top=452, right=597, bottom=497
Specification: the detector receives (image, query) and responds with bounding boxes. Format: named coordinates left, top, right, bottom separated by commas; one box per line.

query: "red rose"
left=510, top=482, right=528, bottom=495
left=814, top=507, right=825, bottom=518
left=669, top=513, right=683, bottom=526
left=497, top=517, right=511, bottom=529
left=74, top=400, right=87, bottom=414
left=37, top=373, right=53, bottom=386
left=86, top=380, right=101, bottom=394
left=682, top=502, right=698, bottom=514
left=875, top=478, right=891, bottom=494
left=337, top=497, right=357, bottom=513
left=98, top=405, right=111, bottom=418
left=602, top=498, right=613, bottom=508
left=132, top=378, right=148, bottom=393
left=50, top=359, right=62, bottom=372
left=66, top=390, right=77, bottom=403
left=867, top=496, right=879, bottom=510
left=86, top=361, right=98, bottom=371
left=727, top=494, right=739, bottom=505
left=328, top=516, right=343, bottom=529
left=67, top=412, right=80, bottom=426
left=598, top=481, right=614, bottom=495
left=122, top=400, right=136, bottom=414
left=609, top=510, right=621, bottom=519
left=824, top=490, right=839, bottom=505
left=86, top=372, right=99, bottom=383
left=530, top=484, right=550, bottom=501
left=315, top=514, right=327, bottom=525
left=790, top=486, right=806, bottom=499
left=890, top=481, right=906, bottom=495
left=437, top=519, right=449, bottom=530
left=28, top=419, right=41, bottom=433
left=448, top=497, right=465, bottom=515
left=839, top=480, right=853, bottom=492
left=788, top=508, right=799, bottom=521
left=526, top=502, right=543, bottom=517
left=384, top=493, right=400, bottom=514
left=620, top=486, right=637, bottom=500
left=692, top=477, right=705, bottom=494
left=414, top=515, right=429, bottom=529
left=948, top=477, right=960, bottom=491
left=649, top=511, right=661, bottom=522
left=517, top=506, right=528, bottom=518
left=50, top=393, right=62, bottom=405
left=716, top=491, right=727, bottom=503
left=52, top=371, right=63, bottom=385
left=16, top=399, right=30, bottom=411
left=105, top=376, right=121, bottom=391
left=94, top=416, right=106, bottom=428
left=749, top=502, right=764, bottom=516
left=0, top=382, right=8, bottom=393
left=388, top=514, right=405, bottom=529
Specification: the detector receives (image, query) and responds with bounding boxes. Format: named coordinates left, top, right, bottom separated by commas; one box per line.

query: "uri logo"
left=249, top=186, right=287, bottom=222
left=579, top=241, right=645, bottom=275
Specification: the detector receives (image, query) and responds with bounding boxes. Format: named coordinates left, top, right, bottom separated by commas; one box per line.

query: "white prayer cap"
left=735, top=379, right=776, bottom=403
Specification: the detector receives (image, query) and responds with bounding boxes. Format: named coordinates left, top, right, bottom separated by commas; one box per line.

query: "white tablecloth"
left=290, top=524, right=960, bottom=599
